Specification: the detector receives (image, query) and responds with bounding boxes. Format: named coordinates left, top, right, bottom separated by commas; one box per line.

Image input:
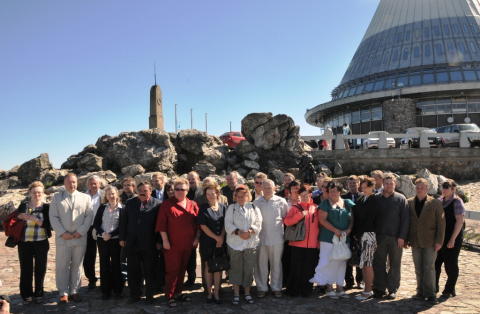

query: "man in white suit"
left=49, top=173, right=93, bottom=304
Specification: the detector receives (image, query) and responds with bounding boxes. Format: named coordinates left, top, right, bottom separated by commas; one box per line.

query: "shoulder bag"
left=207, top=247, right=231, bottom=273
left=284, top=205, right=306, bottom=242
left=330, top=232, right=352, bottom=261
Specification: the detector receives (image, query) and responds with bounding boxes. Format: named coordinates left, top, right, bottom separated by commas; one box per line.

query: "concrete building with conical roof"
left=305, top=0, right=480, bottom=135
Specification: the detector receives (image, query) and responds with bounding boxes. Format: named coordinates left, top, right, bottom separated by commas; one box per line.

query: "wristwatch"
left=235, top=229, right=240, bottom=235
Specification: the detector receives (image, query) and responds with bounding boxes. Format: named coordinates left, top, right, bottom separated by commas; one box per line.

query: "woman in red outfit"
left=283, top=184, right=320, bottom=297
left=156, top=178, right=200, bottom=308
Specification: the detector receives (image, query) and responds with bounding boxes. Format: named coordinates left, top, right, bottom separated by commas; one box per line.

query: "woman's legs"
left=213, top=272, right=221, bottom=299
left=204, top=262, right=213, bottom=298
left=18, top=241, right=34, bottom=299
left=443, top=234, right=463, bottom=294
left=362, top=266, right=374, bottom=294
left=33, top=239, right=49, bottom=297
left=97, top=238, right=112, bottom=295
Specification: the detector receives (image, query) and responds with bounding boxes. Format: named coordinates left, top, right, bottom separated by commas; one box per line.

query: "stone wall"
left=310, top=148, right=480, bottom=180
left=382, top=98, right=416, bottom=133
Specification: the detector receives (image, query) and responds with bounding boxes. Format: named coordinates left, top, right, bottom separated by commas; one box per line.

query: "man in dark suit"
left=221, top=171, right=238, bottom=205
left=151, top=172, right=165, bottom=201
left=150, top=172, right=166, bottom=292
left=275, top=173, right=294, bottom=198
left=119, top=182, right=162, bottom=304
left=341, top=175, right=365, bottom=290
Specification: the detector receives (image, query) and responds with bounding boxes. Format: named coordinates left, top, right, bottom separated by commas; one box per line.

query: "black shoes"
left=184, top=280, right=195, bottom=287
left=412, top=293, right=424, bottom=300
left=427, top=296, right=439, bottom=304
left=126, top=296, right=141, bottom=304
left=145, top=298, right=154, bottom=305
left=373, top=291, right=386, bottom=298
left=88, top=281, right=97, bottom=290
left=387, top=292, right=396, bottom=299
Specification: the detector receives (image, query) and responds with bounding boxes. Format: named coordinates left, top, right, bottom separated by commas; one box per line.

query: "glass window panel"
left=425, top=27, right=430, bottom=37
left=361, top=109, right=371, bottom=122
left=397, top=32, right=402, bottom=43
left=352, top=111, right=360, bottom=123
left=385, top=78, right=396, bottom=88
left=423, top=105, right=436, bottom=115
left=453, top=103, right=467, bottom=113
left=410, top=74, right=421, bottom=85
left=415, top=28, right=420, bottom=38
left=371, top=109, right=382, bottom=121
left=381, top=37, right=386, bottom=46
left=364, top=82, right=374, bottom=92
left=347, top=88, right=356, bottom=97
left=423, top=73, right=435, bottom=83
left=383, top=52, right=390, bottom=64
left=403, top=48, right=409, bottom=60
left=374, top=55, right=381, bottom=66
left=464, top=70, right=477, bottom=80
left=470, top=41, right=478, bottom=52
left=388, top=34, right=394, bottom=45
left=374, top=80, right=384, bottom=91
left=355, top=85, right=365, bottom=95
left=472, top=24, right=479, bottom=34
left=425, top=45, right=431, bottom=57
left=436, top=72, right=449, bottom=82
left=450, top=71, right=463, bottom=81
left=436, top=104, right=452, bottom=114
left=343, top=89, right=350, bottom=98
left=459, top=42, right=466, bottom=53
left=454, top=24, right=460, bottom=34
left=344, top=113, right=351, bottom=124
left=338, top=116, right=344, bottom=126
left=397, top=76, right=408, bottom=87
left=393, top=50, right=399, bottom=61
left=405, top=30, right=411, bottom=41
left=444, top=24, right=450, bottom=35
left=448, top=43, right=454, bottom=54
left=463, top=24, right=470, bottom=34
left=414, top=46, right=420, bottom=58
left=434, top=25, right=440, bottom=36
left=338, top=91, right=344, bottom=98
left=436, top=44, right=443, bottom=55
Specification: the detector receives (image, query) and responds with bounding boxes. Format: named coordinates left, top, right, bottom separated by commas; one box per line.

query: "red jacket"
left=284, top=203, right=320, bottom=249
left=3, top=210, right=25, bottom=242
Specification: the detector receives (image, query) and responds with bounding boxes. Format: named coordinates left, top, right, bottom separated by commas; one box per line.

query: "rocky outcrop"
left=193, top=161, right=216, bottom=179
left=96, top=129, right=176, bottom=172
left=17, top=153, right=53, bottom=184
left=121, top=164, right=146, bottom=178
left=395, top=174, right=416, bottom=199
left=241, top=113, right=306, bottom=171
left=417, top=168, right=439, bottom=195
left=77, top=170, right=117, bottom=191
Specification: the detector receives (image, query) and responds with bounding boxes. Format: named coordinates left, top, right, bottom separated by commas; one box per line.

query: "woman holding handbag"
left=284, top=184, right=320, bottom=297
left=351, top=177, right=380, bottom=300
left=310, top=181, right=354, bottom=299
left=16, top=181, right=52, bottom=305
left=197, top=182, right=226, bottom=304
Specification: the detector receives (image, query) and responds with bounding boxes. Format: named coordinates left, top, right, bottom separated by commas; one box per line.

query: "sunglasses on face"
left=255, top=181, right=262, bottom=185
left=175, top=188, right=187, bottom=192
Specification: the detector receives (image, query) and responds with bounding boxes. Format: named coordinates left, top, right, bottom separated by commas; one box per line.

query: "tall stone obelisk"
left=149, top=84, right=164, bottom=130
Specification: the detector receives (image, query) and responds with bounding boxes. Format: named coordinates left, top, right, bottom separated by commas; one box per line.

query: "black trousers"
left=156, top=249, right=166, bottom=289
left=186, top=248, right=196, bottom=283
left=282, top=242, right=291, bottom=288
left=17, top=239, right=49, bottom=299
left=83, top=226, right=97, bottom=283
left=286, top=246, right=319, bottom=297
left=127, top=244, right=158, bottom=299
left=435, top=231, right=463, bottom=294
left=97, top=238, right=123, bottom=295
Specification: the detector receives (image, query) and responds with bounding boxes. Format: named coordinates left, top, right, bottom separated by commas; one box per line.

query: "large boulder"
left=0, top=189, right=28, bottom=225
left=77, top=171, right=117, bottom=191
left=395, top=175, right=416, bottom=199
left=40, top=169, right=69, bottom=185
left=193, top=161, right=216, bottom=179
left=95, top=129, right=177, bottom=172
left=121, top=164, right=146, bottom=178
left=242, top=160, right=260, bottom=171
left=235, top=141, right=256, bottom=158
left=417, top=168, right=438, bottom=195
left=76, top=153, right=104, bottom=172
left=269, top=169, right=284, bottom=185
left=241, top=113, right=306, bottom=171
left=17, top=153, right=53, bottom=184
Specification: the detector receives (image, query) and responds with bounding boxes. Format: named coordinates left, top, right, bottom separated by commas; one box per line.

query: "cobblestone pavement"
left=1, top=232, right=479, bottom=314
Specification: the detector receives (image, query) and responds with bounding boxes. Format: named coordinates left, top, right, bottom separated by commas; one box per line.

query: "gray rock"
left=41, top=169, right=69, bottom=185
left=77, top=170, right=117, bottom=191
left=242, top=151, right=260, bottom=162
left=17, top=153, right=53, bottom=183
left=0, top=188, right=28, bottom=225
left=96, top=129, right=176, bottom=172
left=177, top=129, right=222, bottom=154
left=133, top=172, right=156, bottom=187
left=225, top=153, right=238, bottom=167
left=416, top=168, right=438, bottom=195
left=61, top=155, right=79, bottom=169
left=246, top=169, right=259, bottom=180
left=395, top=175, right=416, bottom=199
left=0, top=170, right=7, bottom=180
left=0, top=179, right=10, bottom=191
left=315, top=162, right=332, bottom=177
left=8, top=165, right=20, bottom=176
left=121, top=164, right=146, bottom=177
left=78, top=144, right=98, bottom=156
left=235, top=140, right=256, bottom=158
left=437, top=175, right=448, bottom=194
left=45, top=186, right=66, bottom=195
left=237, top=167, right=249, bottom=177
left=203, top=145, right=228, bottom=172
left=233, top=163, right=242, bottom=170
left=76, top=153, right=104, bottom=172
left=193, top=161, right=216, bottom=179
left=269, top=169, right=284, bottom=185
left=242, top=160, right=260, bottom=170
left=333, top=162, right=343, bottom=176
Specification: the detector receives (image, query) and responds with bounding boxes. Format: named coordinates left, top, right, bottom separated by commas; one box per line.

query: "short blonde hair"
left=254, top=172, right=268, bottom=180
left=370, top=170, right=384, bottom=178
left=102, top=186, right=121, bottom=205
left=383, top=173, right=397, bottom=183
left=152, top=172, right=165, bottom=180
left=174, top=178, right=189, bottom=188
left=415, top=178, right=430, bottom=188
left=28, top=181, right=45, bottom=193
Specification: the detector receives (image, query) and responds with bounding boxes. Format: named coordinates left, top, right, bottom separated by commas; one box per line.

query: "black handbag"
left=5, top=236, right=17, bottom=248
left=207, top=247, right=230, bottom=273
left=284, top=205, right=306, bottom=242
left=348, top=237, right=362, bottom=267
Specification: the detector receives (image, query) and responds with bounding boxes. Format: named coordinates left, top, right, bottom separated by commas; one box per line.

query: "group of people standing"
left=4, top=168, right=465, bottom=307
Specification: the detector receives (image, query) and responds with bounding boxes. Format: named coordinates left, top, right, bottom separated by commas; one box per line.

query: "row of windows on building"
left=333, top=66, right=480, bottom=100
left=417, top=97, right=480, bottom=115
left=359, top=23, right=479, bottom=56
left=323, top=107, right=383, bottom=128
left=351, top=41, right=478, bottom=76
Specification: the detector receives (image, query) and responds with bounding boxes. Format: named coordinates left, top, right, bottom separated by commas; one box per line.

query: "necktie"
left=141, top=201, right=147, bottom=210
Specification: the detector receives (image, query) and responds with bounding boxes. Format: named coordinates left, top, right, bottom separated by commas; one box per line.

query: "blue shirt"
left=318, top=198, right=354, bottom=244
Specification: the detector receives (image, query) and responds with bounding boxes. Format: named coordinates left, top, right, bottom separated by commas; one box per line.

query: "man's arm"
left=398, top=196, right=410, bottom=246
left=48, top=195, right=67, bottom=237
left=75, top=196, right=93, bottom=236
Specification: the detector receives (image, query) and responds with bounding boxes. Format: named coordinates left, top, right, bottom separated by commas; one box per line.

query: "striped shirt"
left=100, top=203, right=121, bottom=239
left=23, top=205, right=47, bottom=242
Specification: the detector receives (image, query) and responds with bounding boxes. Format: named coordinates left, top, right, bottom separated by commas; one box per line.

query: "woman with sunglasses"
left=16, top=181, right=52, bottom=305
left=157, top=178, right=200, bottom=308
left=435, top=180, right=465, bottom=299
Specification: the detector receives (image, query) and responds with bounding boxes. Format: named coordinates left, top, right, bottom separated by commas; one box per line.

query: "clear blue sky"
left=0, top=0, right=379, bottom=170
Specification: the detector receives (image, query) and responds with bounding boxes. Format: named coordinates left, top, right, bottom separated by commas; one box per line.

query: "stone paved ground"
left=1, top=232, right=480, bottom=314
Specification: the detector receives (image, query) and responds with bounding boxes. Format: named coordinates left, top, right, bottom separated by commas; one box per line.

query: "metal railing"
left=302, top=132, right=479, bottom=149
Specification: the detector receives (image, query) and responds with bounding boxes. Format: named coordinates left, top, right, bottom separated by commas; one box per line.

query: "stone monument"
left=149, top=84, right=164, bottom=130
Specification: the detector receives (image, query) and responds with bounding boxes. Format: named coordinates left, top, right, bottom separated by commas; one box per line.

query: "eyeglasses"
left=321, top=186, right=327, bottom=188
left=255, top=181, right=262, bottom=185
left=123, top=184, right=134, bottom=187
left=175, top=188, right=187, bottom=192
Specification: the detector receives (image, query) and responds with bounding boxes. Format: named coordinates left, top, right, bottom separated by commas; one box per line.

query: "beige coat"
left=407, top=195, right=445, bottom=248
left=49, top=191, right=93, bottom=246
